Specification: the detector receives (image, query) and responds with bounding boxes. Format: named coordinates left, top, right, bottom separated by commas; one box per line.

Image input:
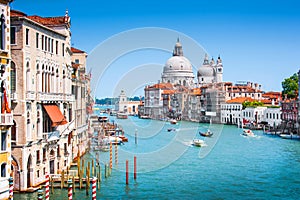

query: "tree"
left=242, top=100, right=264, bottom=109
left=282, top=73, right=298, bottom=99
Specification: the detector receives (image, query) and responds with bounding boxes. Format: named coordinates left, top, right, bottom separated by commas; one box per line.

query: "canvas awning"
left=43, top=105, right=68, bottom=127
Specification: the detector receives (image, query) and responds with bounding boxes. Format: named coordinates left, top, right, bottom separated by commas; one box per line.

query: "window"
left=36, top=150, right=40, bottom=164
left=43, top=148, right=46, bottom=161
left=64, top=143, right=67, bottom=154
left=1, top=163, right=6, bottom=177
left=37, top=170, right=39, bottom=178
left=62, top=43, right=65, bottom=56
left=1, top=131, right=7, bottom=151
left=10, top=62, right=16, bottom=93
left=11, top=26, right=16, bottom=45
left=45, top=36, right=47, bottom=51
left=56, top=41, right=58, bottom=54
left=75, top=59, right=79, bottom=64
left=0, top=14, right=5, bottom=50
left=36, top=32, right=39, bottom=48
left=25, top=28, right=29, bottom=45
left=57, top=145, right=60, bottom=157
left=41, top=35, right=44, bottom=50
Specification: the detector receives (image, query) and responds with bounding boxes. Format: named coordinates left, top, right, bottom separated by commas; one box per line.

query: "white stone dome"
left=197, top=64, right=215, bottom=77
left=164, top=56, right=192, bottom=73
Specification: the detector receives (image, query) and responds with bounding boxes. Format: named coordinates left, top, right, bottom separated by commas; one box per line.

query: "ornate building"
left=10, top=9, right=74, bottom=191
left=161, top=39, right=195, bottom=88
left=197, top=54, right=223, bottom=86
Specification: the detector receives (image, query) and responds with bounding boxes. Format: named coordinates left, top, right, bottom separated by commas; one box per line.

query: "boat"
left=167, top=128, right=176, bottom=132
left=108, top=136, right=124, bottom=145
left=117, top=112, right=128, bottom=119
left=242, top=129, right=255, bottom=137
left=140, top=115, right=151, bottom=119
left=118, top=135, right=128, bottom=142
left=192, top=139, right=205, bottom=147
left=98, top=115, right=109, bottom=122
left=199, top=130, right=213, bottom=137
left=279, top=134, right=300, bottom=139
left=170, top=119, right=177, bottom=124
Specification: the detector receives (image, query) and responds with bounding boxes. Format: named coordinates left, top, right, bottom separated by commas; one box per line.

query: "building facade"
left=10, top=9, right=74, bottom=191
left=71, top=47, right=89, bottom=160
left=0, top=1, right=14, bottom=199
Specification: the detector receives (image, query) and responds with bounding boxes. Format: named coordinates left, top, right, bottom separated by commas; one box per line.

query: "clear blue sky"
left=11, top=0, right=300, bottom=98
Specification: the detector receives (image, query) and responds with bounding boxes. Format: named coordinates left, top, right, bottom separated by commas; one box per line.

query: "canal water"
left=15, top=115, right=300, bottom=199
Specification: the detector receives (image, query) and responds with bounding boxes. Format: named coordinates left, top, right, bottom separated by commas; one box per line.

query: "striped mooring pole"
left=9, top=177, right=13, bottom=200
left=109, top=142, right=113, bottom=169
left=92, top=177, right=97, bottom=200
left=45, top=173, right=50, bottom=200
left=68, top=179, right=73, bottom=200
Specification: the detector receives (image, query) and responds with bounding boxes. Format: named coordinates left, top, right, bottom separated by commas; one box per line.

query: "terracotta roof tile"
left=10, top=10, right=27, bottom=17
left=71, top=47, right=85, bottom=53
left=226, top=97, right=255, bottom=104
left=28, top=15, right=67, bottom=26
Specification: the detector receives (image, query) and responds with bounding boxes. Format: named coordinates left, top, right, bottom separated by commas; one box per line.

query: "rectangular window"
left=43, top=148, right=46, bottom=161
left=48, top=38, right=50, bottom=52
left=75, top=59, right=79, bottom=64
left=36, top=150, right=40, bottom=164
left=62, top=43, right=65, bottom=56
left=57, top=145, right=60, bottom=157
left=51, top=39, right=54, bottom=53
left=45, top=36, right=47, bottom=51
left=25, top=28, right=29, bottom=45
left=41, top=35, right=44, bottom=50
left=56, top=41, right=58, bottom=54
left=1, top=131, right=7, bottom=151
left=10, top=26, right=16, bottom=45
left=36, top=32, right=39, bottom=48
left=64, top=143, right=67, bottom=154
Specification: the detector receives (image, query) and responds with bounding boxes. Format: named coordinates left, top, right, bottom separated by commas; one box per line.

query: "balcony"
left=0, top=113, right=13, bottom=126
left=26, top=91, right=35, bottom=100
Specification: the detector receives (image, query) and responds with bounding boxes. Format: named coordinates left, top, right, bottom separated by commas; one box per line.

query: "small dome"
left=163, top=56, right=192, bottom=73
left=197, top=65, right=215, bottom=77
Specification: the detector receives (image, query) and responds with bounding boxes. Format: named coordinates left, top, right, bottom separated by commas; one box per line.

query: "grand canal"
left=15, top=113, right=300, bottom=199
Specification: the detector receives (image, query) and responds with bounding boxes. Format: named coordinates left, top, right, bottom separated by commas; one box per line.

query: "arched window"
left=1, top=163, right=6, bottom=177
left=26, top=61, right=30, bottom=91
left=10, top=61, right=16, bottom=93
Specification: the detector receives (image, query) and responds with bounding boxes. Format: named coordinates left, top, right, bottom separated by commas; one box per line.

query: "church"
left=143, top=39, right=224, bottom=120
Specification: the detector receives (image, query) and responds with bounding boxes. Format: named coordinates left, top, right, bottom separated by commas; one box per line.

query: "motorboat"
left=140, top=115, right=151, bottom=119
left=242, top=129, right=255, bottom=137
left=108, top=136, right=124, bottom=145
left=98, top=115, right=109, bottom=122
left=117, top=112, right=128, bottom=119
left=199, top=130, right=213, bottom=137
left=192, top=139, right=205, bottom=147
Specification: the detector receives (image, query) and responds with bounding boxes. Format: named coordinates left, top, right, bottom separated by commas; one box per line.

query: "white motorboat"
left=193, top=139, right=205, bottom=147
left=242, top=129, right=255, bottom=137
left=170, top=119, right=177, bottom=124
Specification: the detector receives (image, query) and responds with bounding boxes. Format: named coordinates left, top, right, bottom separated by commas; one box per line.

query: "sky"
left=10, top=0, right=300, bottom=98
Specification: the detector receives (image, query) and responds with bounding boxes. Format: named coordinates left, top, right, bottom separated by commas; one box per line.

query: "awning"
left=43, top=105, right=68, bottom=127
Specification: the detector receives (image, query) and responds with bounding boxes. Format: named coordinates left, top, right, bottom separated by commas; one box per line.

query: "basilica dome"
left=163, top=56, right=193, bottom=73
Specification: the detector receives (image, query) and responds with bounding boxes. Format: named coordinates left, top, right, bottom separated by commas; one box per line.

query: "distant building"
left=115, top=90, right=140, bottom=115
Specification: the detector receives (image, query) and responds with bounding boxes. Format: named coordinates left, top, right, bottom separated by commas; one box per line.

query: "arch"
left=27, top=154, right=32, bottom=188
left=1, top=162, right=6, bottom=177
left=11, top=156, right=20, bottom=190
left=0, top=14, right=5, bottom=50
